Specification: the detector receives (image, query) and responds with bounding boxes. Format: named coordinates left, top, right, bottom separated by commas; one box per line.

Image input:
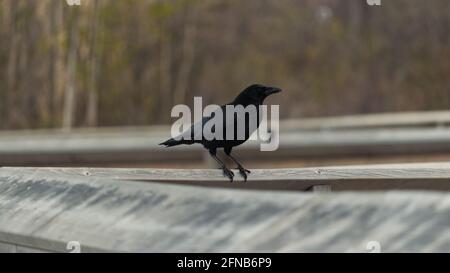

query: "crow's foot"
left=237, top=166, right=251, bottom=182
left=223, top=168, right=235, bottom=182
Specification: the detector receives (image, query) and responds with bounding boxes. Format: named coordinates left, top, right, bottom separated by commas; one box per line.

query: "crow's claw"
left=237, top=167, right=251, bottom=182
left=236, top=165, right=251, bottom=174
left=223, top=168, right=235, bottom=182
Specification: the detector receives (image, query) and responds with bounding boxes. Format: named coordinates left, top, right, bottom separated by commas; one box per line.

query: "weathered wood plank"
left=1, top=170, right=450, bottom=252
left=280, top=110, right=450, bottom=131
left=2, top=110, right=450, bottom=165
left=0, top=242, right=49, bottom=253
left=3, top=128, right=450, bottom=165
left=4, top=162, right=450, bottom=191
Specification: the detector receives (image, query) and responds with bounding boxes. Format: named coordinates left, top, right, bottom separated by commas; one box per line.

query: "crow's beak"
left=265, top=87, right=282, bottom=96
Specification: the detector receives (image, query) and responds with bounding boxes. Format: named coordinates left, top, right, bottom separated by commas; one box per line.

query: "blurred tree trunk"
left=48, top=1, right=65, bottom=127
left=159, top=18, right=173, bottom=121
left=6, top=0, right=18, bottom=128
left=173, top=4, right=199, bottom=105
left=86, top=0, right=101, bottom=127
left=63, top=8, right=80, bottom=131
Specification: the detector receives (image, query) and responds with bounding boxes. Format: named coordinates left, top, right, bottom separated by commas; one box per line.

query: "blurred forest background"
left=0, top=0, right=449, bottom=131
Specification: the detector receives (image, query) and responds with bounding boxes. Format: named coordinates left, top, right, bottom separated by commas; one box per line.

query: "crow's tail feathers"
left=159, top=138, right=180, bottom=147
left=159, top=138, right=186, bottom=147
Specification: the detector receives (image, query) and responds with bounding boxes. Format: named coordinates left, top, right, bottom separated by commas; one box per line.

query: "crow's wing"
left=172, top=104, right=259, bottom=142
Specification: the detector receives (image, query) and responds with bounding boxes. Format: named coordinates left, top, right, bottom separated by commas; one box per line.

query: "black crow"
left=160, top=84, right=282, bottom=182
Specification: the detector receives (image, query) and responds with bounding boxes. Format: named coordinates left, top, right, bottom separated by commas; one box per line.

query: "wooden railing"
left=2, top=111, right=450, bottom=165
left=3, top=112, right=450, bottom=252
left=1, top=164, right=450, bottom=252
left=280, top=110, right=450, bottom=131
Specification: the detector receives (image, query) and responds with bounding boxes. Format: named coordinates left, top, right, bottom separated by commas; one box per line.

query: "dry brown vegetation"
left=0, top=0, right=449, bottom=130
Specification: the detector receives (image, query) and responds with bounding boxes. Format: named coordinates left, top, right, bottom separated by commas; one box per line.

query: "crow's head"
left=234, top=84, right=282, bottom=105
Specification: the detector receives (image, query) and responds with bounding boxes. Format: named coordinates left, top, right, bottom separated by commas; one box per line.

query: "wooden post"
left=309, top=185, right=332, bottom=193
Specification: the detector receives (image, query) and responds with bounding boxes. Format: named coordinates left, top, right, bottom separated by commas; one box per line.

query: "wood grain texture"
left=2, top=168, right=450, bottom=252
left=3, top=162, right=450, bottom=191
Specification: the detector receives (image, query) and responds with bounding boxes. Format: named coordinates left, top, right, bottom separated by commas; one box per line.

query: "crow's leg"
left=209, top=148, right=234, bottom=182
left=224, top=147, right=250, bottom=182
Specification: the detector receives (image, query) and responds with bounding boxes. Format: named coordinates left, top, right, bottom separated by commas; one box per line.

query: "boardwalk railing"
left=2, top=111, right=450, bottom=165
left=0, top=111, right=450, bottom=166
left=2, top=127, right=450, bottom=165
left=2, top=164, right=450, bottom=252
left=280, top=110, right=450, bottom=131
left=3, top=162, right=450, bottom=192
